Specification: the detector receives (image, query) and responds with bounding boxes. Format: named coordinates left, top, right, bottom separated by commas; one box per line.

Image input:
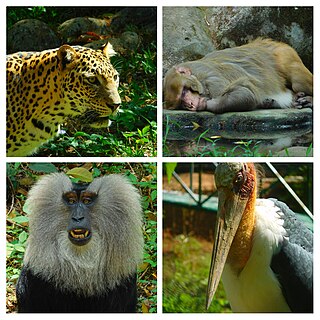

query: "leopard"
left=6, top=43, right=121, bottom=156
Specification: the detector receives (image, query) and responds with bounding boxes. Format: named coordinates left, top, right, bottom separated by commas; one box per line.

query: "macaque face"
left=181, top=88, right=207, bottom=111
left=164, top=66, right=206, bottom=111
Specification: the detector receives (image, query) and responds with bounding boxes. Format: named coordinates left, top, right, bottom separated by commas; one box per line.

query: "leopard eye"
left=86, top=76, right=100, bottom=86
left=113, top=74, right=119, bottom=82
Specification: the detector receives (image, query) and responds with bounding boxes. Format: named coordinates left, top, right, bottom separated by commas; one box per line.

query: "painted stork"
left=206, top=163, right=313, bottom=312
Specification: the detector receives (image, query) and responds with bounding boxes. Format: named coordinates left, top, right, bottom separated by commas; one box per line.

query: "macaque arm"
left=205, top=84, right=258, bottom=113
left=206, top=89, right=295, bottom=113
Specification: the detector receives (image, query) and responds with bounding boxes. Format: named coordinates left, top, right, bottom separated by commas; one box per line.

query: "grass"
left=163, top=136, right=267, bottom=157
left=164, top=132, right=313, bottom=157
left=162, top=115, right=264, bottom=157
left=6, top=162, right=157, bottom=313
left=163, top=232, right=231, bottom=313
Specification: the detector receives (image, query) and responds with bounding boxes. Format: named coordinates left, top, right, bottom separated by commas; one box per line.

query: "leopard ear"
left=57, top=45, right=78, bottom=71
left=102, top=42, right=117, bottom=58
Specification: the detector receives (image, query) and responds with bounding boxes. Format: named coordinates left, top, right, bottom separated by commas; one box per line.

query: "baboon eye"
left=82, top=197, right=92, bottom=205
left=63, top=191, right=78, bottom=205
left=80, top=191, right=97, bottom=204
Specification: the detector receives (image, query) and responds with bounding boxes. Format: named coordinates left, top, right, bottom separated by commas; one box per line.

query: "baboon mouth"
left=68, top=228, right=92, bottom=246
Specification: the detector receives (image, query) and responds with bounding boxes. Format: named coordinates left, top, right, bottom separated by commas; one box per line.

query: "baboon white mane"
left=24, top=173, right=144, bottom=297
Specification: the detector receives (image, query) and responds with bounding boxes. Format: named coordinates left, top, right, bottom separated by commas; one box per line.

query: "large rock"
left=163, top=108, right=313, bottom=155
left=57, top=17, right=110, bottom=43
left=83, top=31, right=140, bottom=54
left=163, top=108, right=312, bottom=141
left=204, top=7, right=313, bottom=70
left=275, top=146, right=313, bottom=157
left=163, top=7, right=215, bottom=72
left=7, top=19, right=60, bottom=53
left=163, top=7, right=313, bottom=72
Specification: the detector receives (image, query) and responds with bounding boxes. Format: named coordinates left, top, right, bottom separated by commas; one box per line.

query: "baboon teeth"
left=70, top=229, right=90, bottom=239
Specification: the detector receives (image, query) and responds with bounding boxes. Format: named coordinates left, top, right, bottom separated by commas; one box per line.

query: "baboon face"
left=62, top=184, right=98, bottom=246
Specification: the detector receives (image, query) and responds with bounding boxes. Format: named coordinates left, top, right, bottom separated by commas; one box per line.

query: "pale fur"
left=222, top=199, right=290, bottom=312
left=24, top=173, right=144, bottom=297
left=264, top=89, right=294, bottom=108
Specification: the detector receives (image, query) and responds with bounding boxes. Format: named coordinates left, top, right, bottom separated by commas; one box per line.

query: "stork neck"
left=227, top=193, right=256, bottom=273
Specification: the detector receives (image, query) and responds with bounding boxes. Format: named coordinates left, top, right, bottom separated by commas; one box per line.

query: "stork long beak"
left=206, top=188, right=248, bottom=309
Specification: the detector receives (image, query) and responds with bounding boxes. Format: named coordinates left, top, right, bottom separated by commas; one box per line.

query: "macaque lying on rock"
left=164, top=39, right=313, bottom=113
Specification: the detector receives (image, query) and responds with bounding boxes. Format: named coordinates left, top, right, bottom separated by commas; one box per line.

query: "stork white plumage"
left=206, top=163, right=313, bottom=312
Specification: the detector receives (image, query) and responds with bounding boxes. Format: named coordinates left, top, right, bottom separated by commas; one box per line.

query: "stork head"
left=206, top=162, right=256, bottom=309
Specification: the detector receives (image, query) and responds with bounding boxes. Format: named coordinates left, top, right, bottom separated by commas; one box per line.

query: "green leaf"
left=23, top=199, right=31, bottom=215
left=12, top=215, right=29, bottom=224
left=18, top=231, right=28, bottom=243
left=13, top=245, right=25, bottom=253
left=164, top=163, right=177, bottom=183
left=28, top=163, right=58, bottom=173
left=151, top=190, right=157, bottom=201
left=66, top=167, right=93, bottom=182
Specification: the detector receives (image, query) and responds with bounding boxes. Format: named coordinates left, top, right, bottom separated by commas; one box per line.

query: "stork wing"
left=270, top=199, right=313, bottom=313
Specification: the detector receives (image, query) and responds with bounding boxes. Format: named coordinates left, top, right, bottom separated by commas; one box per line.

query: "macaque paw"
left=293, top=92, right=313, bottom=109
left=262, top=98, right=276, bottom=108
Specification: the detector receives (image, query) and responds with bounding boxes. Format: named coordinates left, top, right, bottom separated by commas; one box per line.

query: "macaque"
left=164, top=39, right=313, bottom=113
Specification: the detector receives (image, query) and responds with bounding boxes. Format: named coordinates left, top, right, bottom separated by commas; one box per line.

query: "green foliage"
left=306, top=143, right=313, bottom=156
left=7, top=7, right=58, bottom=29
left=163, top=234, right=231, bottom=313
left=191, top=139, right=266, bottom=157
left=7, top=175, right=29, bottom=285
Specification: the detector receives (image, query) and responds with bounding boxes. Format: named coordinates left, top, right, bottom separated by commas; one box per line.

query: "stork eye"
left=233, top=172, right=245, bottom=193
left=235, top=173, right=244, bottom=184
